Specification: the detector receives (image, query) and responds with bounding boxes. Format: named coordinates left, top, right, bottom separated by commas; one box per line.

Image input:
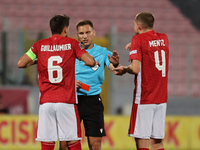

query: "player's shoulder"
left=37, top=37, right=49, bottom=43
left=131, top=34, right=142, bottom=43
left=132, top=33, right=143, bottom=39
left=33, top=38, right=49, bottom=47
left=155, top=32, right=168, bottom=39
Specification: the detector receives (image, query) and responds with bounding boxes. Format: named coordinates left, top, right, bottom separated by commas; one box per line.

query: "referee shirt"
left=75, top=44, right=112, bottom=96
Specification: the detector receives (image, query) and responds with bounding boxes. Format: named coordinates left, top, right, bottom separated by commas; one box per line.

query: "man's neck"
left=84, top=43, right=94, bottom=49
left=139, top=29, right=152, bottom=34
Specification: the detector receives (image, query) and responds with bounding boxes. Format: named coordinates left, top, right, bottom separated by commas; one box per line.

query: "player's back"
left=32, top=35, right=85, bottom=104
left=134, top=30, right=169, bottom=104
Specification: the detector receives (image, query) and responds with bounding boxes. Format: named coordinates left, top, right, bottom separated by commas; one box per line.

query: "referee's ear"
left=93, top=29, right=96, bottom=37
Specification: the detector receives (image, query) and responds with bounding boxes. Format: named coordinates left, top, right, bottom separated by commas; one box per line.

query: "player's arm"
left=79, top=52, right=97, bottom=67
left=113, top=59, right=141, bottom=75
left=125, top=43, right=131, bottom=50
left=108, top=50, right=119, bottom=69
left=125, top=59, right=141, bottom=74
left=17, top=48, right=37, bottom=68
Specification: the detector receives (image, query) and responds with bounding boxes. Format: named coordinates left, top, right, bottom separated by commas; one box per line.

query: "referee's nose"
left=83, top=33, right=87, bottom=38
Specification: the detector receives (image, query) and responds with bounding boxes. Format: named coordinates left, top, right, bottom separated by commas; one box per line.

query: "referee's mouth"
left=83, top=40, right=88, bottom=44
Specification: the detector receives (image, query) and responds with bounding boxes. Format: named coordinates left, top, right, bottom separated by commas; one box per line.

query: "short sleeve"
left=129, top=36, right=142, bottom=62
left=72, top=39, right=87, bottom=59
left=105, top=50, right=112, bottom=68
left=31, top=41, right=39, bottom=57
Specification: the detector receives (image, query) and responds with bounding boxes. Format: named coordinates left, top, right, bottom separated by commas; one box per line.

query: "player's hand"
left=108, top=50, right=119, bottom=66
left=84, top=60, right=100, bottom=67
left=76, top=80, right=82, bottom=88
left=95, top=61, right=100, bottom=67
left=26, top=58, right=38, bottom=67
left=125, top=43, right=131, bottom=50
left=33, top=59, right=38, bottom=64
left=112, top=65, right=126, bottom=76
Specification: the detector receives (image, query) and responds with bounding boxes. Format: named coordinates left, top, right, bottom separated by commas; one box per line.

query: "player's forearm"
left=108, top=63, right=115, bottom=71
left=26, top=60, right=38, bottom=67
left=80, top=52, right=96, bottom=67
left=18, top=60, right=34, bottom=68
left=126, top=60, right=141, bottom=75
left=18, top=54, right=36, bottom=68
left=124, top=65, right=135, bottom=74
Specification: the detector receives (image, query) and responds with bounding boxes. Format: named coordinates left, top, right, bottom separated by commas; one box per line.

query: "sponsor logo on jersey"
left=79, top=43, right=85, bottom=50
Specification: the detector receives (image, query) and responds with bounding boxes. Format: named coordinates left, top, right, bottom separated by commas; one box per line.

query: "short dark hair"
left=135, top=12, right=154, bottom=29
left=76, top=20, right=93, bottom=30
left=50, top=14, right=70, bottom=35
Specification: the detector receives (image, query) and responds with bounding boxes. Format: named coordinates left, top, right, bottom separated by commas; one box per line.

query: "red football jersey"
left=31, top=34, right=86, bottom=104
left=129, top=30, right=169, bottom=104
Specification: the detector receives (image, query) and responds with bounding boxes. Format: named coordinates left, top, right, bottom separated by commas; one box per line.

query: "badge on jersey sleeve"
left=91, top=65, right=99, bottom=71
left=79, top=43, right=85, bottom=50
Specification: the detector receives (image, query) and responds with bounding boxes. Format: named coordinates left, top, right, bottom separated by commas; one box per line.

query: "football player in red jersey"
left=113, top=12, right=169, bottom=150
left=18, top=15, right=98, bottom=150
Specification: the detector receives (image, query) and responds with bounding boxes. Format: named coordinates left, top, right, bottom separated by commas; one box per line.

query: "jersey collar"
left=51, top=34, right=62, bottom=41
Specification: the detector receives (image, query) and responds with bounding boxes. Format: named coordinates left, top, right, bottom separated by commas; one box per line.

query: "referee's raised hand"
left=108, top=50, right=119, bottom=67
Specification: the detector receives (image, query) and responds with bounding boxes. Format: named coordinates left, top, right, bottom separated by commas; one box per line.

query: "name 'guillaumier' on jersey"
left=41, top=44, right=71, bottom=51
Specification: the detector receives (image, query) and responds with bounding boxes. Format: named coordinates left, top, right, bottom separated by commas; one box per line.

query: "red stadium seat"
left=90, top=6, right=111, bottom=19
left=95, top=0, right=111, bottom=6
left=168, top=82, right=187, bottom=96
left=29, top=0, right=42, bottom=5
left=192, top=83, right=200, bottom=97
left=149, top=0, right=173, bottom=8
left=28, top=5, right=44, bottom=17
left=10, top=16, right=27, bottom=29
left=1, top=0, right=17, bottom=4
left=3, top=4, right=18, bottom=17
left=16, top=0, right=30, bottom=4
left=109, top=0, right=125, bottom=7
left=25, top=17, right=48, bottom=31
left=16, top=4, right=31, bottom=17
left=123, top=0, right=140, bottom=7
left=68, top=0, right=83, bottom=6
left=92, top=18, right=111, bottom=36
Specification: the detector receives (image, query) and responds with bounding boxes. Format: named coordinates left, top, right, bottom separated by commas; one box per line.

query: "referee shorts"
left=77, top=94, right=106, bottom=137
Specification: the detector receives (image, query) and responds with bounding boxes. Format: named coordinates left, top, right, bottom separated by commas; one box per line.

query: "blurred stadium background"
left=0, top=0, right=200, bottom=149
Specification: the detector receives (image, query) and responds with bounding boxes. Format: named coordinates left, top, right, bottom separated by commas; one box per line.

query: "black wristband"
left=113, top=63, right=119, bottom=68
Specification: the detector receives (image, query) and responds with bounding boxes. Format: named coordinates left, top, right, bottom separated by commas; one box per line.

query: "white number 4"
left=154, top=50, right=166, bottom=77
left=48, top=56, right=63, bottom=83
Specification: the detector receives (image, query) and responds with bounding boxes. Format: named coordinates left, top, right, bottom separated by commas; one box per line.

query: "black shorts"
left=77, top=94, right=106, bottom=137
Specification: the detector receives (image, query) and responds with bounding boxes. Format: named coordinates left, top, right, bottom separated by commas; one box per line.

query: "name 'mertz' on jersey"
left=149, top=39, right=165, bottom=47
left=41, top=44, right=71, bottom=51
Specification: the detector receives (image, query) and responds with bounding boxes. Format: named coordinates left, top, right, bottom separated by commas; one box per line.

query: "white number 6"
left=154, top=50, right=166, bottom=77
left=48, top=56, right=63, bottom=83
